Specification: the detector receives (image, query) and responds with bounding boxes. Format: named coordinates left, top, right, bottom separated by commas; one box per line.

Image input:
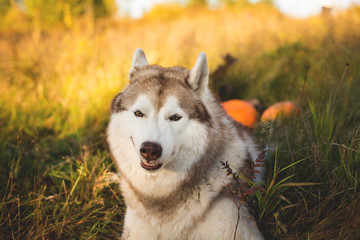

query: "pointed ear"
left=189, top=52, right=209, bottom=99
left=129, top=48, right=149, bottom=77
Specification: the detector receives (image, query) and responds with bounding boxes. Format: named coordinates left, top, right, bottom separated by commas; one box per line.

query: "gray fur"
left=107, top=49, right=264, bottom=240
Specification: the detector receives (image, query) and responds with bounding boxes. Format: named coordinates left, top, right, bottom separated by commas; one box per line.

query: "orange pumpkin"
left=260, top=101, right=299, bottom=123
left=222, top=99, right=258, bottom=128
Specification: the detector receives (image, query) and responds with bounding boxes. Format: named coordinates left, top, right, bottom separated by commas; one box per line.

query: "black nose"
left=140, top=142, right=162, bottom=161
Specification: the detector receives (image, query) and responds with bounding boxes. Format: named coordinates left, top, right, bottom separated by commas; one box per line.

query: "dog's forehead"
left=130, top=65, right=189, bottom=83
left=128, top=65, right=194, bottom=107
left=112, top=65, right=211, bottom=123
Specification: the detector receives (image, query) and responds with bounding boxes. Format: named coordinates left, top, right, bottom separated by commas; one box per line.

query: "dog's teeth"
left=144, top=162, right=157, bottom=166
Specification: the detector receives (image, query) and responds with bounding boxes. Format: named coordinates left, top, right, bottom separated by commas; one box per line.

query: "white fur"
left=107, top=49, right=264, bottom=240
left=129, top=48, right=149, bottom=77
left=108, top=95, right=209, bottom=197
left=189, top=52, right=209, bottom=100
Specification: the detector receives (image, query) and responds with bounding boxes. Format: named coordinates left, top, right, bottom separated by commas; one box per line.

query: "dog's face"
left=110, top=92, right=205, bottom=173
left=108, top=49, right=211, bottom=175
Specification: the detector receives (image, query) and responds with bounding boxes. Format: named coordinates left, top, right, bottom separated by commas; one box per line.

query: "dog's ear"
left=189, top=52, right=209, bottom=99
left=129, top=48, right=149, bottom=79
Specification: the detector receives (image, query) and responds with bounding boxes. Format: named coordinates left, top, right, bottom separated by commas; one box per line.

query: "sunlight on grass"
left=0, top=2, right=360, bottom=239
left=1, top=3, right=359, bottom=137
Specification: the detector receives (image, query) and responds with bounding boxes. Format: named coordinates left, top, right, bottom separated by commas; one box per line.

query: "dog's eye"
left=169, top=114, right=182, bottom=121
left=134, top=110, right=144, bottom=118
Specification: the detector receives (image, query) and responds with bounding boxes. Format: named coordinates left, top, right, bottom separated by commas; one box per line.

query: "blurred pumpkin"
left=222, top=99, right=258, bottom=128
left=260, top=101, right=299, bottom=122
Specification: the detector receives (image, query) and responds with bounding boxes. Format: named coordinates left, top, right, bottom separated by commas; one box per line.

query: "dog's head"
left=108, top=49, right=212, bottom=174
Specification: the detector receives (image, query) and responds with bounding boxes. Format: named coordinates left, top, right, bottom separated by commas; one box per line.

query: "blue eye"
left=134, top=110, right=144, bottom=117
left=169, top=114, right=182, bottom=121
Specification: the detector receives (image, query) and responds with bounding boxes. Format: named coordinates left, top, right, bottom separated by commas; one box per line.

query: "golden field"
left=1, top=2, right=359, bottom=239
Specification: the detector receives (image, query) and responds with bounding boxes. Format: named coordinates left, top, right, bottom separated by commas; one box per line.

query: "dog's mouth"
left=140, top=160, right=163, bottom=171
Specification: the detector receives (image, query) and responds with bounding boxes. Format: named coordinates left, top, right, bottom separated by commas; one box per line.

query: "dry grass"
left=0, top=2, right=360, bottom=239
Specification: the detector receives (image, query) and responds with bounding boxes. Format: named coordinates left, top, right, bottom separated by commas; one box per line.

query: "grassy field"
left=1, top=2, right=360, bottom=239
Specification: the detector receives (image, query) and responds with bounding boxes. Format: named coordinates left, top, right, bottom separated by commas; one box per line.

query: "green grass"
left=1, top=132, right=125, bottom=239
left=255, top=100, right=360, bottom=239
left=1, top=3, right=360, bottom=239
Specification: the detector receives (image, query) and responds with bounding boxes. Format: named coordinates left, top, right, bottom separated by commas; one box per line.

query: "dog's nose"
left=140, top=142, right=162, bottom=161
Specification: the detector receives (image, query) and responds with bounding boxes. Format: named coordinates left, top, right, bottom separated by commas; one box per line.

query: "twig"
left=291, top=65, right=310, bottom=161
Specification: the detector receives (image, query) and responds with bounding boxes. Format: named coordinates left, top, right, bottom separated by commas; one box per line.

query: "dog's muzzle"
left=140, top=142, right=163, bottom=171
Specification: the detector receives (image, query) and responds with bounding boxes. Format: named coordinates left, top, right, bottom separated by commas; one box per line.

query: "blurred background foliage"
left=0, top=0, right=116, bottom=29
left=0, top=0, right=359, bottom=239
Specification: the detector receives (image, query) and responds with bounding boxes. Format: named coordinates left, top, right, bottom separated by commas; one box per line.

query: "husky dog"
left=107, top=49, right=264, bottom=240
